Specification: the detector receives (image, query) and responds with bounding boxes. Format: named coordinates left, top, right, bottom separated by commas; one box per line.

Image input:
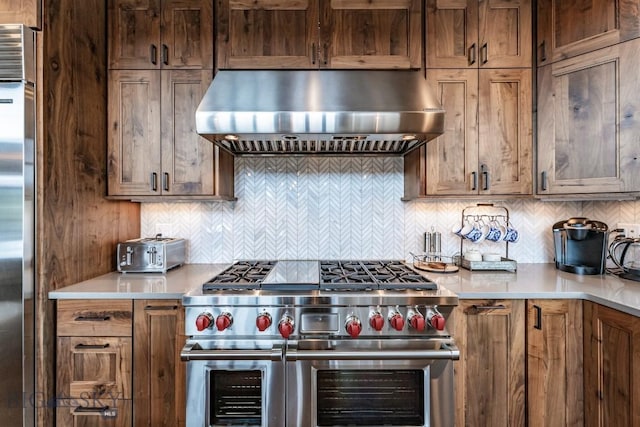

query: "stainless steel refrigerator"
left=0, top=24, right=36, bottom=426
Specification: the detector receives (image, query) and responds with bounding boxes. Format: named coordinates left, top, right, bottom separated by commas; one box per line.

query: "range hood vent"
left=196, top=70, right=444, bottom=156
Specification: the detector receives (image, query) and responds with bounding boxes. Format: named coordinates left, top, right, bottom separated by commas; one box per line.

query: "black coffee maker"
left=552, top=217, right=609, bottom=275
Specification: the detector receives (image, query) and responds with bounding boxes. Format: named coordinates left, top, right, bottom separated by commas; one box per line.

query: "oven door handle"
left=180, top=342, right=284, bottom=361
left=286, top=343, right=459, bottom=361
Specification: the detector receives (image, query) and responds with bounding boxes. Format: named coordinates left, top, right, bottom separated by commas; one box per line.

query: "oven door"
left=181, top=339, right=285, bottom=427
left=286, top=339, right=458, bottom=427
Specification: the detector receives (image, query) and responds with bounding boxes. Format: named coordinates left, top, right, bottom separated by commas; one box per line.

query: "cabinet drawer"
left=57, top=300, right=132, bottom=336
left=57, top=337, right=132, bottom=399
left=57, top=399, right=132, bottom=427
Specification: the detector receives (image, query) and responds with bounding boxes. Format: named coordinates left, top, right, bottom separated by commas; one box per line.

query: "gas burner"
left=203, top=260, right=276, bottom=292
left=320, top=260, right=438, bottom=291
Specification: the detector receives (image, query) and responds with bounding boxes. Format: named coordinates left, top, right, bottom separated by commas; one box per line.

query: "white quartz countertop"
left=419, top=263, right=640, bottom=317
left=48, top=263, right=640, bottom=317
left=47, top=264, right=229, bottom=299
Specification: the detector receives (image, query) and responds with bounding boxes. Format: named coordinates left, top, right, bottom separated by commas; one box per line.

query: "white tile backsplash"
left=141, top=157, right=631, bottom=264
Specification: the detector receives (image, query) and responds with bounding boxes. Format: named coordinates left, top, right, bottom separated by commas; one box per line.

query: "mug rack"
left=458, top=203, right=517, bottom=272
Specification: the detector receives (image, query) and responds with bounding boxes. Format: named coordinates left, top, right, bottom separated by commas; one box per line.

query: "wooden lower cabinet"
left=133, top=300, right=186, bottom=427
left=56, top=299, right=186, bottom=427
left=56, top=300, right=133, bottom=427
left=584, top=301, right=640, bottom=427
left=527, top=299, right=583, bottom=427
left=451, top=299, right=526, bottom=426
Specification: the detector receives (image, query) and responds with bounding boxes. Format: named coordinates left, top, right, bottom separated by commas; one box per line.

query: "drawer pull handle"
left=75, top=343, right=110, bottom=350
left=73, top=406, right=117, bottom=418
left=74, top=315, right=111, bottom=322
left=145, top=305, right=178, bottom=311
left=472, top=304, right=506, bottom=310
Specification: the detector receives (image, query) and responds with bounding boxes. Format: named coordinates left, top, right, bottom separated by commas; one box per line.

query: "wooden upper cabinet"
left=477, top=68, right=532, bottom=195
left=320, top=0, right=422, bottom=69
left=216, top=0, right=319, bottom=69
left=426, top=0, right=532, bottom=68
left=537, top=38, right=640, bottom=195
left=108, top=69, right=234, bottom=199
left=108, top=69, right=162, bottom=196
left=108, top=0, right=213, bottom=69
left=405, top=68, right=531, bottom=198
left=0, top=0, right=41, bottom=29
left=424, top=69, right=479, bottom=196
left=537, top=0, right=640, bottom=66
left=217, top=0, right=422, bottom=69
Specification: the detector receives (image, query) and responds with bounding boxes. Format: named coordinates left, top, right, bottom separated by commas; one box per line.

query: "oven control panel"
left=185, top=305, right=453, bottom=339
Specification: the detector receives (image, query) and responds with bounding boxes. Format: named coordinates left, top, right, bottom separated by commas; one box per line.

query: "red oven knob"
left=369, top=312, right=384, bottom=331
left=256, top=313, right=272, bottom=331
left=278, top=315, right=295, bottom=339
left=215, top=312, right=233, bottom=331
left=429, top=313, right=446, bottom=331
left=389, top=312, right=404, bottom=331
left=345, top=316, right=362, bottom=338
left=195, top=313, right=213, bottom=331
left=409, top=312, right=426, bottom=331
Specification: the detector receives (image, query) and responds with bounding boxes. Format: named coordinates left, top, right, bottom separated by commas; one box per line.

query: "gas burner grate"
left=320, top=260, right=437, bottom=291
left=203, top=261, right=277, bottom=292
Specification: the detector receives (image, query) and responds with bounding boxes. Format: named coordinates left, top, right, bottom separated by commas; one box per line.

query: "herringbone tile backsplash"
left=141, top=157, right=635, bottom=264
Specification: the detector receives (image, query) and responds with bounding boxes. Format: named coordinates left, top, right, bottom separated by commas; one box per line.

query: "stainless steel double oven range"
left=181, top=260, right=459, bottom=427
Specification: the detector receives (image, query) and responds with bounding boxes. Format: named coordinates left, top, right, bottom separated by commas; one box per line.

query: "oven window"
left=209, top=370, right=262, bottom=426
left=316, top=369, right=424, bottom=426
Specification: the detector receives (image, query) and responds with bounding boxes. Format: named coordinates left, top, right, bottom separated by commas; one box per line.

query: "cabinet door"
left=537, top=0, right=640, bottom=66
left=108, top=0, right=161, bottom=69
left=537, top=39, right=640, bottom=195
left=57, top=336, right=132, bottom=400
left=427, top=0, right=530, bottom=69
left=133, top=300, right=185, bottom=427
left=108, top=70, right=162, bottom=196
left=478, top=68, right=532, bottom=195
left=161, top=0, right=213, bottom=69
left=584, top=302, right=640, bottom=427
left=321, top=0, right=422, bottom=69
left=217, top=0, right=319, bottom=69
left=527, top=300, right=583, bottom=427
left=479, top=0, right=531, bottom=68
left=426, top=0, right=478, bottom=68
left=451, top=300, right=526, bottom=427
left=425, top=69, right=479, bottom=195
left=161, top=70, right=215, bottom=196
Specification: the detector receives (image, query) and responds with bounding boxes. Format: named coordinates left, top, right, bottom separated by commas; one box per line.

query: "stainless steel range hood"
left=196, top=70, right=444, bottom=156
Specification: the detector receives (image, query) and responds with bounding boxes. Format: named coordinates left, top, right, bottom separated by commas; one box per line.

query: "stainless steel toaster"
left=117, top=236, right=186, bottom=273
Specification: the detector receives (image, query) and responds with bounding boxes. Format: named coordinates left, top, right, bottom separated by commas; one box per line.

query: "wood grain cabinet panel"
left=537, top=38, right=640, bottom=195
left=451, top=300, right=526, bottom=427
left=108, top=69, right=234, bottom=199
left=108, top=0, right=213, bottom=69
left=527, top=300, right=584, bottom=427
left=426, top=0, right=532, bottom=68
left=406, top=68, right=532, bottom=198
left=537, top=0, right=640, bottom=66
left=0, top=0, right=41, bottom=28
left=217, top=0, right=422, bottom=69
left=584, top=301, right=640, bottom=427
left=133, top=300, right=186, bottom=427
left=57, top=300, right=133, bottom=337
left=320, top=0, right=422, bottom=69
